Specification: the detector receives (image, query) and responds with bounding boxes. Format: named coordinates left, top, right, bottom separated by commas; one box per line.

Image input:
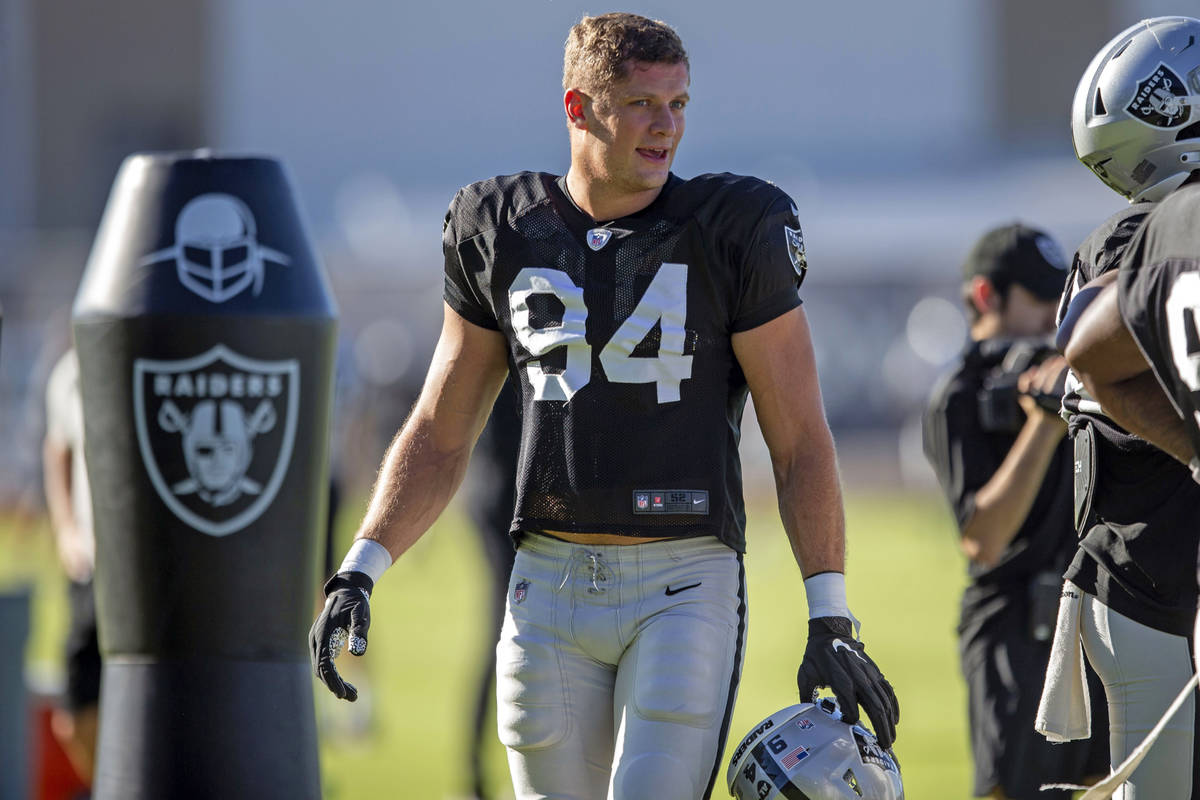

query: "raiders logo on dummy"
left=140, top=192, right=290, bottom=304
left=133, top=343, right=298, bottom=536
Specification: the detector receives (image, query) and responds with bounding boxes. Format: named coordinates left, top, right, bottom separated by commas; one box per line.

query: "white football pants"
left=1080, top=590, right=1198, bottom=799
left=496, top=533, right=747, bottom=800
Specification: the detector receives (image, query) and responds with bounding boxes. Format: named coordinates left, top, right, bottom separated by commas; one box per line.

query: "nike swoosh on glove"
left=796, top=616, right=900, bottom=748
left=309, top=571, right=374, bottom=702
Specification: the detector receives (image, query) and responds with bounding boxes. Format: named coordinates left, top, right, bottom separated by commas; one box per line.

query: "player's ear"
left=564, top=89, right=588, bottom=130
left=969, top=276, right=1000, bottom=316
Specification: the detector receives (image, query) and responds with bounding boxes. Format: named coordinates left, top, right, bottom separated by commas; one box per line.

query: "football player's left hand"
left=797, top=616, right=900, bottom=748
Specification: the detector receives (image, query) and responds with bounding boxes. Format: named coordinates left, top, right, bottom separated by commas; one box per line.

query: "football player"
left=1048, top=16, right=1200, bottom=798
left=310, top=12, right=899, bottom=800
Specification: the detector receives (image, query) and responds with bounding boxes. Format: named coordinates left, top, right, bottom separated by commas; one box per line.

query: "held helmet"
left=727, top=698, right=903, bottom=800
left=1072, top=16, right=1200, bottom=203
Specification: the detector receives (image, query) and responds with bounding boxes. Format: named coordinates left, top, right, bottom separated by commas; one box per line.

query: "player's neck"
left=564, top=168, right=662, bottom=222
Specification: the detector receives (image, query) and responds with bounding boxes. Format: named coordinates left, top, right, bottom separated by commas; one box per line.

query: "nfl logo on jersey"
left=513, top=580, right=529, bottom=605
left=587, top=228, right=613, bottom=251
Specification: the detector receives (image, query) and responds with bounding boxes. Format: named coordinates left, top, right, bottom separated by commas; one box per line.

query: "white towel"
left=1035, top=581, right=1091, bottom=742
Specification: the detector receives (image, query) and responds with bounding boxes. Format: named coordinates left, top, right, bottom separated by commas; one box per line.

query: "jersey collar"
left=551, top=173, right=681, bottom=236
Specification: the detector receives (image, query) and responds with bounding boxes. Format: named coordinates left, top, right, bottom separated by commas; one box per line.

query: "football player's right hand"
left=309, top=571, right=374, bottom=702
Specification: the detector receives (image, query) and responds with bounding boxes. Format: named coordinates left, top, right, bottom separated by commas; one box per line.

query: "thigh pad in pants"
left=628, top=613, right=735, bottom=729
left=495, top=570, right=572, bottom=751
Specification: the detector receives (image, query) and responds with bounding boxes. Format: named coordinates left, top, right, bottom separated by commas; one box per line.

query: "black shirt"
left=443, top=171, right=805, bottom=551
left=1119, top=182, right=1200, bottom=473
left=1058, top=203, right=1154, bottom=449
left=1059, top=203, right=1200, bottom=636
left=924, top=339, right=1078, bottom=638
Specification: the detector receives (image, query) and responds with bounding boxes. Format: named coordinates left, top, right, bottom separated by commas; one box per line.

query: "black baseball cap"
left=962, top=223, right=1069, bottom=301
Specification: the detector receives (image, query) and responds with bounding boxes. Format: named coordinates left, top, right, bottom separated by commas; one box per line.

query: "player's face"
left=999, top=284, right=1059, bottom=338
left=582, top=61, right=689, bottom=197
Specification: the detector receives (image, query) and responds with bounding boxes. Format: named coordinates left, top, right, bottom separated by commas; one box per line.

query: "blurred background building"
left=0, top=0, right=1185, bottom=503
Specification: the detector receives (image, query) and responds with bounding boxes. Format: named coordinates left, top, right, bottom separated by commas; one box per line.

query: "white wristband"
left=338, top=538, right=393, bottom=585
left=804, top=572, right=851, bottom=621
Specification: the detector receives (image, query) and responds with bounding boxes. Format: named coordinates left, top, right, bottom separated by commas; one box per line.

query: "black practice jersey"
left=1058, top=203, right=1153, bottom=439
left=443, top=171, right=806, bottom=552
left=1059, top=201, right=1200, bottom=635
left=1119, top=182, right=1200, bottom=470
left=923, top=340, right=1078, bottom=637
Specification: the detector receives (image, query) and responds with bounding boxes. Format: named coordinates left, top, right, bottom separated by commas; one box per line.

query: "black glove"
left=309, top=571, right=374, bottom=702
left=796, top=616, right=900, bottom=748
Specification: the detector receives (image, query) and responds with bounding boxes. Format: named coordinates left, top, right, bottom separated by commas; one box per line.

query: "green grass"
left=1, top=491, right=972, bottom=799
left=0, top=514, right=71, bottom=679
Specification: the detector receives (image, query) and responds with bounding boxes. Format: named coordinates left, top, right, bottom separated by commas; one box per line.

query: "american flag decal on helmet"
left=780, top=744, right=810, bottom=770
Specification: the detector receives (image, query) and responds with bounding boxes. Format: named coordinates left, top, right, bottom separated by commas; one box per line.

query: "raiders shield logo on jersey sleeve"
left=133, top=344, right=298, bottom=536
left=785, top=224, right=807, bottom=283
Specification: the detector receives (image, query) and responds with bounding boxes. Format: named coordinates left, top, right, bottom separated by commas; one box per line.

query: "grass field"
left=1, top=490, right=973, bottom=798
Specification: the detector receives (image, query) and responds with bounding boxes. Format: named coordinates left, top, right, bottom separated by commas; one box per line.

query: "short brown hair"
left=562, top=13, right=689, bottom=95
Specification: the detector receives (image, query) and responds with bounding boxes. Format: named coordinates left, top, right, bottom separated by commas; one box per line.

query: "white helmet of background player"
left=727, top=699, right=903, bottom=800
left=1072, top=16, right=1200, bottom=203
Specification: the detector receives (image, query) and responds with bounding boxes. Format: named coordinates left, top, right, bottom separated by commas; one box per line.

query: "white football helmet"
left=1072, top=16, right=1200, bottom=203
left=727, top=699, right=903, bottom=800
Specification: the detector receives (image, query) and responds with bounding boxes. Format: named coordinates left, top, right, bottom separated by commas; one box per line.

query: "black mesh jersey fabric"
left=1059, top=202, right=1154, bottom=452
left=1119, top=183, right=1200, bottom=476
left=1058, top=193, right=1200, bottom=635
left=442, top=171, right=805, bottom=552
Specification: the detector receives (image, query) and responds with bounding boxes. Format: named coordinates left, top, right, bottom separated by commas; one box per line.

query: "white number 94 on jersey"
left=508, top=263, right=693, bottom=403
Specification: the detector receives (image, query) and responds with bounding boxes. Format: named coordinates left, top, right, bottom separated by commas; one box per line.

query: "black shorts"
left=63, top=578, right=100, bottom=712
left=960, top=601, right=1109, bottom=799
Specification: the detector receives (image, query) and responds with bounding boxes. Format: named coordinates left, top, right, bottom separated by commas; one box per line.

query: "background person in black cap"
left=923, top=223, right=1108, bottom=799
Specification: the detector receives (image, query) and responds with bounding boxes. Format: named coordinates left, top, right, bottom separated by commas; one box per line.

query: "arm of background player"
left=732, top=306, right=844, bottom=577
left=352, top=302, right=511, bottom=561
left=41, top=433, right=90, bottom=582
left=959, top=357, right=1067, bottom=568
left=1065, top=282, right=1195, bottom=465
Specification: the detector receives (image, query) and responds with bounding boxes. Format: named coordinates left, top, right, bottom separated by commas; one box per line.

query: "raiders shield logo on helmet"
left=133, top=344, right=299, bottom=536
left=140, top=193, right=290, bottom=303
left=1126, top=63, right=1192, bottom=128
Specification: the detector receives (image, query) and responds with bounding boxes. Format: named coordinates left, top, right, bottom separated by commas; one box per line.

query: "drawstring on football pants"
left=557, top=549, right=613, bottom=594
